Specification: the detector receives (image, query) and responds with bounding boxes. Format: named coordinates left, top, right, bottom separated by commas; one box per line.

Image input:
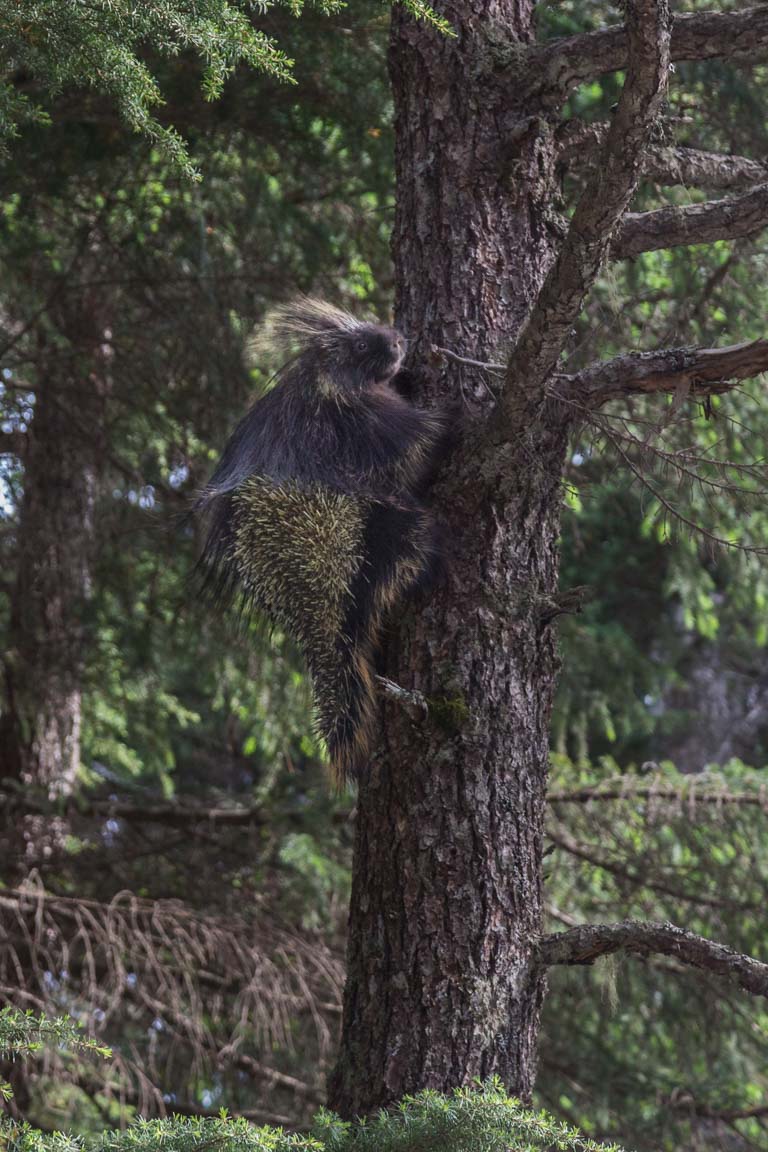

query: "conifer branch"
left=525, top=5, right=768, bottom=107
left=503, top=0, right=670, bottom=408
left=612, top=183, right=768, bottom=259
left=1, top=0, right=299, bottom=177
left=546, top=826, right=754, bottom=909
left=0, top=788, right=351, bottom=828
left=0, top=885, right=343, bottom=1048
left=40, top=1068, right=300, bottom=1128
left=559, top=126, right=768, bottom=191
left=566, top=337, right=768, bottom=408
left=539, top=920, right=768, bottom=999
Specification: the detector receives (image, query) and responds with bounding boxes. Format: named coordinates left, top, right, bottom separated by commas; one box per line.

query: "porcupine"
left=196, top=298, right=447, bottom=788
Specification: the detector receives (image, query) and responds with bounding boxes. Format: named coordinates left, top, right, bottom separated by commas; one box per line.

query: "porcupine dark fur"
left=196, top=298, right=447, bottom=788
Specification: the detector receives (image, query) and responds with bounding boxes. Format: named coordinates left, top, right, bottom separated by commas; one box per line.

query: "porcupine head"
left=197, top=299, right=439, bottom=791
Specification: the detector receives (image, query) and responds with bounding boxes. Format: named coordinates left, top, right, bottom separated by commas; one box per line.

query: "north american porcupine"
left=196, top=298, right=447, bottom=788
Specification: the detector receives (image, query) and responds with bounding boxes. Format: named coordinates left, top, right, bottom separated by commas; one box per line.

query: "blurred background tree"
left=1, top=0, right=768, bottom=1148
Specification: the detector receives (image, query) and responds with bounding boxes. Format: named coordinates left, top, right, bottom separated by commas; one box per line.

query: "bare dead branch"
left=613, top=183, right=768, bottom=259
left=110, top=990, right=327, bottom=1109
left=596, top=420, right=768, bottom=555
left=43, top=1067, right=302, bottom=1127
left=546, top=825, right=758, bottom=910
left=555, top=386, right=768, bottom=556
left=588, top=422, right=765, bottom=497
left=566, top=337, right=768, bottom=407
left=559, top=124, right=768, bottom=191
left=539, top=920, right=768, bottom=999
left=96, top=798, right=270, bottom=828
left=0, top=883, right=343, bottom=1107
left=376, top=675, right=429, bottom=717
left=503, top=0, right=670, bottom=407
left=234, top=1053, right=325, bottom=1104
left=525, top=5, right=768, bottom=107
left=0, top=788, right=350, bottom=829
left=134, top=1096, right=300, bottom=1127
left=431, top=345, right=505, bottom=374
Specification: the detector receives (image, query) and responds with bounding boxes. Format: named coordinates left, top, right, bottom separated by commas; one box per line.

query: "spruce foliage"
left=1, top=0, right=305, bottom=175
left=0, top=1012, right=619, bottom=1151
left=0, top=0, right=451, bottom=175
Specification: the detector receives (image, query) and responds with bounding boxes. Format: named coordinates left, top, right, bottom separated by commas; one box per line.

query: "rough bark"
left=328, top=0, right=568, bottom=1117
left=524, top=5, right=768, bottom=106
left=506, top=0, right=670, bottom=399
left=568, top=337, right=768, bottom=408
left=326, top=0, right=768, bottom=1122
left=559, top=124, right=768, bottom=191
left=0, top=307, right=108, bottom=801
left=539, top=920, right=768, bottom=999
left=614, top=183, right=768, bottom=259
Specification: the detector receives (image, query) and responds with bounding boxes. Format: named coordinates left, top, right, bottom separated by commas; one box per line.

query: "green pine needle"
left=0, top=0, right=454, bottom=176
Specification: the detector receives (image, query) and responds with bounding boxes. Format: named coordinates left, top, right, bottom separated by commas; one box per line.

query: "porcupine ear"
left=254, top=296, right=364, bottom=359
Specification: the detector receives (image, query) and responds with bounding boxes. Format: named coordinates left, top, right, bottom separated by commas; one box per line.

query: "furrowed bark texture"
left=329, top=0, right=570, bottom=1117
left=0, top=306, right=107, bottom=802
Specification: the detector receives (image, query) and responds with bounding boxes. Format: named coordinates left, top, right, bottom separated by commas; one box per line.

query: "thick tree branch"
left=636, top=146, right=768, bottom=192
left=539, top=920, right=768, bottom=999
left=559, top=124, right=768, bottom=191
left=503, top=0, right=670, bottom=409
left=525, top=6, right=768, bottom=107
left=613, top=182, right=768, bottom=259
left=565, top=337, right=768, bottom=408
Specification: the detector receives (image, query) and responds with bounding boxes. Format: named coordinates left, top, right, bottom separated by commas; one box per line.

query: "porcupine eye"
left=356, top=339, right=368, bottom=352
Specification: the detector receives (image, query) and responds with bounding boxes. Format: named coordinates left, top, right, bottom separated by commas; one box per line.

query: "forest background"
left=2, top=1, right=768, bottom=1149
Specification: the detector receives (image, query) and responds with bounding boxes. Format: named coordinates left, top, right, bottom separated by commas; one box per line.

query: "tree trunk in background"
left=0, top=307, right=108, bottom=801
left=330, top=0, right=571, bottom=1116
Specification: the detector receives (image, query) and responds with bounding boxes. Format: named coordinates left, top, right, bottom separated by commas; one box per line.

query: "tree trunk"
left=329, top=0, right=572, bottom=1117
left=0, top=309, right=108, bottom=801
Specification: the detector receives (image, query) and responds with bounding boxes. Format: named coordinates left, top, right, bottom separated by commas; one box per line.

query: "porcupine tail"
left=212, top=477, right=439, bottom=789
